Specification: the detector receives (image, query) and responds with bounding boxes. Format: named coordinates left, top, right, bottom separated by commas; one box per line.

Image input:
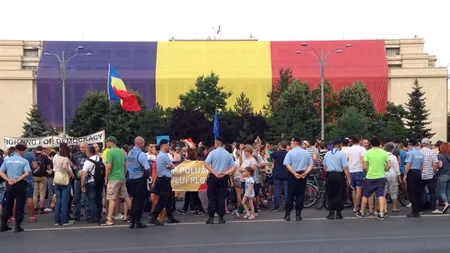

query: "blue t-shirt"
left=399, top=150, right=406, bottom=174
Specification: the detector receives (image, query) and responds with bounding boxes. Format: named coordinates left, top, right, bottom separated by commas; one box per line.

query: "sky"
left=1, top=0, right=449, bottom=67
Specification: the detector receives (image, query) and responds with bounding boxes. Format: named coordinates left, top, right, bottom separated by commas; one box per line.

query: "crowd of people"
left=1, top=133, right=450, bottom=233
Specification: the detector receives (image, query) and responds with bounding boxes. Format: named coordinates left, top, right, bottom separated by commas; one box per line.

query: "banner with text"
left=171, top=160, right=208, bottom=192
left=3, top=130, right=105, bottom=149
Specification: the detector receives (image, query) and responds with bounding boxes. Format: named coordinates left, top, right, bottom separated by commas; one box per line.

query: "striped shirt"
left=421, top=147, right=438, bottom=180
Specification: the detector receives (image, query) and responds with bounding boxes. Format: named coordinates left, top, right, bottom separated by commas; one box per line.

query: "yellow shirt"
left=102, top=148, right=110, bottom=161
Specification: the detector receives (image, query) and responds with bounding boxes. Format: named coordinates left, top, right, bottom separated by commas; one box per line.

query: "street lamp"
left=295, top=43, right=351, bottom=140
left=44, top=47, right=92, bottom=137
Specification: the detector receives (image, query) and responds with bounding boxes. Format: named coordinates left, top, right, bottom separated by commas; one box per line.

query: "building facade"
left=0, top=38, right=448, bottom=148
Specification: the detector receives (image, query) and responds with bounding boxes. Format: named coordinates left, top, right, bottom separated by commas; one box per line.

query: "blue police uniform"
left=0, top=153, right=32, bottom=231
left=283, top=146, right=313, bottom=220
left=323, top=149, right=348, bottom=217
left=205, top=147, right=235, bottom=221
left=151, top=150, right=178, bottom=225
left=405, top=147, right=425, bottom=216
left=125, top=147, right=150, bottom=226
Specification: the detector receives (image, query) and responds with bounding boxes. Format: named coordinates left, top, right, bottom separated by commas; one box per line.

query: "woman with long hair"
left=437, top=142, right=450, bottom=213
left=53, top=146, right=74, bottom=225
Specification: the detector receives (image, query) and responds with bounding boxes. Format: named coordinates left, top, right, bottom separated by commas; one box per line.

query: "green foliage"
left=169, top=107, right=212, bottom=145
left=234, top=92, right=254, bottom=116
left=447, top=114, right=450, bottom=142
left=370, top=102, right=407, bottom=141
left=405, top=79, right=434, bottom=139
left=312, top=80, right=341, bottom=124
left=68, top=91, right=108, bottom=137
left=179, top=72, right=232, bottom=119
left=135, top=104, right=169, bottom=144
left=339, top=81, right=376, bottom=118
left=269, top=80, right=318, bottom=141
left=330, top=107, right=369, bottom=139
left=239, top=114, right=268, bottom=144
left=264, top=68, right=293, bottom=114
left=22, top=104, right=56, bottom=137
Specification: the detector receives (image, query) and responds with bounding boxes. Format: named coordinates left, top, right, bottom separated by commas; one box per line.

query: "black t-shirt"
left=270, top=150, right=288, bottom=180
left=35, top=153, right=51, bottom=177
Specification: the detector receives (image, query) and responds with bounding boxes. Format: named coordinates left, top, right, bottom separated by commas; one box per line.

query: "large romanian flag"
left=107, top=64, right=140, bottom=112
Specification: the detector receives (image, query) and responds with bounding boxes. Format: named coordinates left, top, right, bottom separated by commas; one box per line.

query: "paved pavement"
left=1, top=214, right=450, bottom=253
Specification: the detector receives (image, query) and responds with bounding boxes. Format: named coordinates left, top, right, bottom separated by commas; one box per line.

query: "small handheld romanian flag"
left=107, top=64, right=140, bottom=112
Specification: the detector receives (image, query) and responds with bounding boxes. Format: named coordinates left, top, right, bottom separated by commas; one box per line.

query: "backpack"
left=33, top=154, right=48, bottom=177
left=87, top=157, right=106, bottom=185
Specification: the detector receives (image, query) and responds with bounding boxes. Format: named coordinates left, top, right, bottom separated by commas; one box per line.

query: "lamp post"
left=44, top=46, right=92, bottom=137
left=295, top=43, right=351, bottom=140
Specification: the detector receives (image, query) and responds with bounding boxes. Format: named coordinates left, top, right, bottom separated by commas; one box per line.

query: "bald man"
left=126, top=137, right=150, bottom=228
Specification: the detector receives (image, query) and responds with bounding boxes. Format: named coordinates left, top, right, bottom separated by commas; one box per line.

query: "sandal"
left=392, top=209, right=401, bottom=212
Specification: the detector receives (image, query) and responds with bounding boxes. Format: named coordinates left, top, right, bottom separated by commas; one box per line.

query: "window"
left=386, top=48, right=400, bottom=56
left=97, top=49, right=111, bottom=58
left=23, top=48, right=39, bottom=57
left=115, top=49, right=130, bottom=58
left=22, top=66, right=37, bottom=70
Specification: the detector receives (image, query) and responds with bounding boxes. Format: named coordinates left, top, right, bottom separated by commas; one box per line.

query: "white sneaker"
left=114, top=214, right=124, bottom=220
left=44, top=208, right=52, bottom=212
left=431, top=209, right=443, bottom=214
left=407, top=203, right=412, bottom=208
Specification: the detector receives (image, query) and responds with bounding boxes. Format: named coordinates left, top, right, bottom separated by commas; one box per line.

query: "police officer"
left=283, top=137, right=313, bottom=221
left=126, top=136, right=151, bottom=229
left=150, top=139, right=180, bottom=226
left=404, top=138, right=424, bottom=218
left=204, top=137, right=235, bottom=224
left=323, top=139, right=350, bottom=220
left=0, top=144, right=32, bottom=232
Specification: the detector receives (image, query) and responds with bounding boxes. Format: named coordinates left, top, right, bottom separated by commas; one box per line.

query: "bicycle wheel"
left=303, top=183, right=318, bottom=208
left=343, top=185, right=353, bottom=208
left=315, top=191, right=325, bottom=210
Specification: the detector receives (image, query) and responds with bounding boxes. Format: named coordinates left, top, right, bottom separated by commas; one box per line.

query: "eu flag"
left=107, top=64, right=140, bottom=112
left=213, top=110, right=220, bottom=138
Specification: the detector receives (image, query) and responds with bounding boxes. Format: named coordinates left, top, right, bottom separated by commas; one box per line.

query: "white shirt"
left=347, top=145, right=366, bottom=173
left=385, top=153, right=401, bottom=178
left=82, top=155, right=99, bottom=183
left=341, top=146, right=350, bottom=158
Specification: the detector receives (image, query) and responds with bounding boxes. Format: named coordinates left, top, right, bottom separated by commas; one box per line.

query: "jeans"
left=73, top=180, right=88, bottom=219
left=438, top=174, right=450, bottom=203
left=86, top=182, right=103, bottom=223
left=421, top=176, right=437, bottom=211
left=55, top=184, right=71, bottom=224
left=273, top=178, right=288, bottom=208
left=46, top=178, right=54, bottom=208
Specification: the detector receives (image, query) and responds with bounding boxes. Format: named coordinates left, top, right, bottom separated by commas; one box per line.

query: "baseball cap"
left=292, top=137, right=303, bottom=142
left=15, top=144, right=27, bottom=151
left=106, top=136, right=118, bottom=144
left=421, top=138, right=431, bottom=145
left=215, top=136, right=225, bottom=143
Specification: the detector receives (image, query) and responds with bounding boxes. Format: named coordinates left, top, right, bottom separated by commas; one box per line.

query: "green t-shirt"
left=363, top=148, right=389, bottom=179
left=106, top=147, right=126, bottom=181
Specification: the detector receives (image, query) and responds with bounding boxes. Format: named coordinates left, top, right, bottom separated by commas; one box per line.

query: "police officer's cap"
left=159, top=139, right=169, bottom=145
left=292, top=137, right=303, bottom=143
left=332, top=139, right=343, bottom=146
left=215, top=136, right=225, bottom=143
left=15, top=144, right=27, bottom=151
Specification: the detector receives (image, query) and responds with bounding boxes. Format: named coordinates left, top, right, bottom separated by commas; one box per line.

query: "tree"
left=169, top=107, right=212, bottom=145
left=312, top=80, right=341, bottom=124
left=405, top=79, right=434, bottom=139
left=447, top=114, right=450, bottom=142
left=370, top=102, right=408, bottom=141
left=218, top=109, right=242, bottom=143
left=330, top=107, right=369, bottom=140
left=105, top=90, right=147, bottom=145
left=68, top=91, right=109, bottom=137
left=339, top=81, right=376, bottom=118
left=22, top=104, right=57, bottom=137
left=268, top=80, right=318, bottom=141
left=179, top=72, right=232, bottom=119
left=265, top=68, right=294, bottom=114
left=234, top=92, right=254, bottom=116
left=239, top=114, right=268, bottom=144
left=135, top=104, right=169, bottom=144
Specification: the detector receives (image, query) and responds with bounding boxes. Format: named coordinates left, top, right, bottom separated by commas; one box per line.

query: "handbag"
left=54, top=169, right=69, bottom=186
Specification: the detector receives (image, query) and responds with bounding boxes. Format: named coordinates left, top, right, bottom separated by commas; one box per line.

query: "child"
left=242, top=167, right=256, bottom=219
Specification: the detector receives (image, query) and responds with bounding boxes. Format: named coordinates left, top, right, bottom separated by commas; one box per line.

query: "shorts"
left=386, top=176, right=399, bottom=199
left=26, top=182, right=34, bottom=198
left=234, top=178, right=243, bottom=188
left=362, top=178, right=387, bottom=198
left=350, top=172, right=365, bottom=189
left=106, top=180, right=128, bottom=200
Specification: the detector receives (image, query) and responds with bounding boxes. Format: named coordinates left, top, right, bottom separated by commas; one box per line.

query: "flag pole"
left=106, top=64, right=111, bottom=139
